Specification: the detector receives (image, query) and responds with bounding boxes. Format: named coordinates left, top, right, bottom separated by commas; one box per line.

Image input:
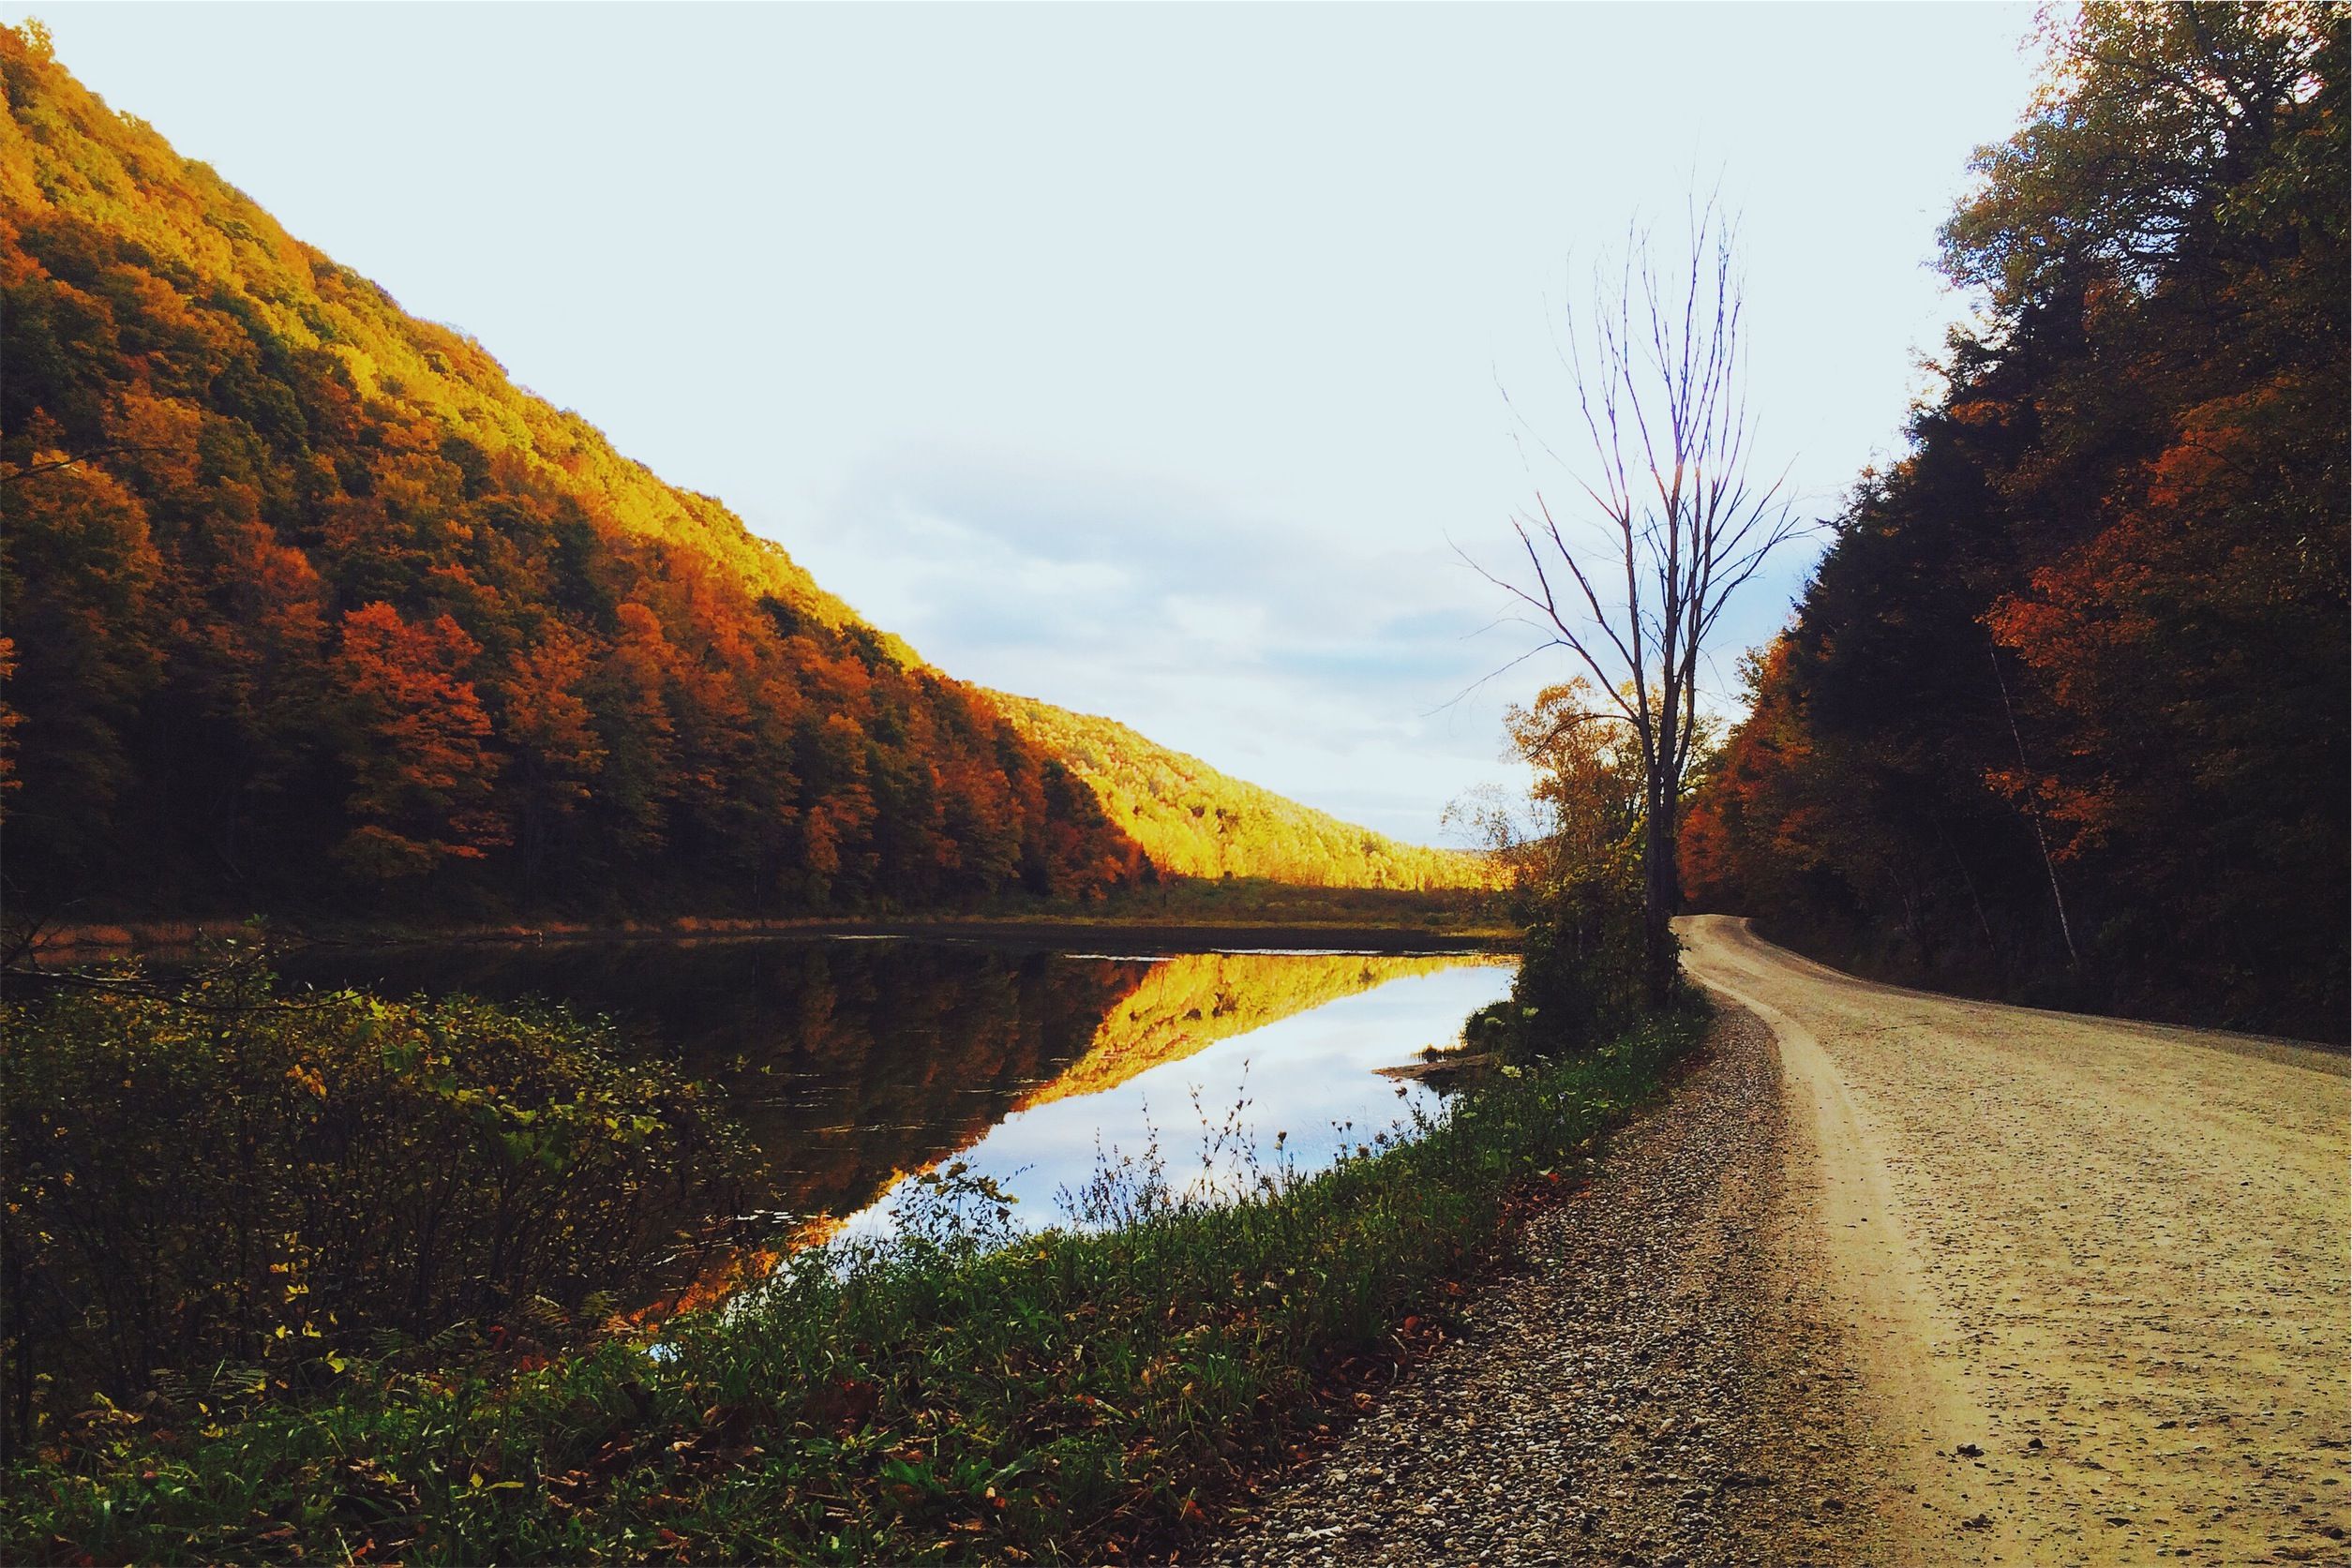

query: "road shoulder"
left=1210, top=1001, right=1880, bottom=1567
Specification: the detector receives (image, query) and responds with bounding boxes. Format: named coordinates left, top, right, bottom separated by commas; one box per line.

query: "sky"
left=21, top=3, right=2043, bottom=845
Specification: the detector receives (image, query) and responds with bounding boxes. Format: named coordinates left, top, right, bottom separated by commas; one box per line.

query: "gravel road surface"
left=1209, top=918, right=2347, bottom=1567
left=1211, top=1002, right=1874, bottom=1566
left=1683, top=915, right=2350, bottom=1566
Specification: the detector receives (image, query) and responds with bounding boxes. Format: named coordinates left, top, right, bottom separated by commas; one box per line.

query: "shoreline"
left=6, top=1002, right=1706, bottom=1565
left=22, top=913, right=1522, bottom=960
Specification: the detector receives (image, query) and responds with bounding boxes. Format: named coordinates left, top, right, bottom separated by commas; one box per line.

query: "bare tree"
left=1471, top=202, right=1802, bottom=1004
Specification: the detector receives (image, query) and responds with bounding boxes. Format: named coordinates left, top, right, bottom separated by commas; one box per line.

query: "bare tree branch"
left=1466, top=200, right=1803, bottom=1000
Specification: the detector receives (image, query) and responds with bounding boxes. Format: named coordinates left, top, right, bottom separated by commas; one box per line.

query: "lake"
left=276, top=933, right=1516, bottom=1245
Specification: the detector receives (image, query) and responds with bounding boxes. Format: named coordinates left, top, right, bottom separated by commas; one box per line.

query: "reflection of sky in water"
left=838, top=962, right=1514, bottom=1244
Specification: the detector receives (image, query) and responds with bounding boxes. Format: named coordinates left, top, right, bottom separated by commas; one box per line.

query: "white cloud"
left=783, top=443, right=1530, bottom=839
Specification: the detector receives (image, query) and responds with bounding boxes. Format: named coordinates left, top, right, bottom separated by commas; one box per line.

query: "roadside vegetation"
left=3, top=968, right=1700, bottom=1564
left=1449, top=678, right=1686, bottom=1057
left=1, top=958, right=755, bottom=1457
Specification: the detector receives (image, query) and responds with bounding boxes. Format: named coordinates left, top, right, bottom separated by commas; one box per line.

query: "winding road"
left=1681, top=914, right=2351, bottom=1565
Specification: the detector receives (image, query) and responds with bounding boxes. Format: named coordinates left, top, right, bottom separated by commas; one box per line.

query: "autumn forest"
left=1681, top=4, right=2346, bottom=1039
left=0, top=23, right=1483, bottom=936
left=5, top=10, right=2340, bottom=1025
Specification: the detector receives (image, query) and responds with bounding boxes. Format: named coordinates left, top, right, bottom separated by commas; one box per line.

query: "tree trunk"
left=1642, top=784, right=1681, bottom=1006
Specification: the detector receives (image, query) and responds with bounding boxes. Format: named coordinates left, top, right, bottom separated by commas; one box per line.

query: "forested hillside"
left=0, top=25, right=1148, bottom=920
left=1683, top=3, right=2346, bottom=1038
left=987, top=691, right=1490, bottom=890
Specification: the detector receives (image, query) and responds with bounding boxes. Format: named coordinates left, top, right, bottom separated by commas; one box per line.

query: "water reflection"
left=275, top=937, right=1512, bottom=1238
left=844, top=961, right=1516, bottom=1244
left=1016, top=951, right=1476, bottom=1111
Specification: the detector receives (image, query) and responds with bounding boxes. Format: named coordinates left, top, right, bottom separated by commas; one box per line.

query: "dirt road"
left=1681, top=915, right=2351, bottom=1565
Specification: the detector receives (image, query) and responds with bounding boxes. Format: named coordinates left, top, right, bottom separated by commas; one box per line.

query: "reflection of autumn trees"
left=1683, top=4, right=2345, bottom=1038
left=1015, top=951, right=1484, bottom=1110
left=0, top=29, right=1138, bottom=918
left=281, top=941, right=1139, bottom=1222
left=281, top=943, right=1496, bottom=1232
left=987, top=691, right=1491, bottom=890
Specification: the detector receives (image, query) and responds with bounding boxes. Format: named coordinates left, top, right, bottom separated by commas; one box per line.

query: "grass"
left=4, top=1001, right=1707, bottom=1565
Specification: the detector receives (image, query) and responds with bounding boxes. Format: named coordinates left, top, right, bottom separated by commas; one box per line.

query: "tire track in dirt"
left=1682, top=914, right=2350, bottom=1566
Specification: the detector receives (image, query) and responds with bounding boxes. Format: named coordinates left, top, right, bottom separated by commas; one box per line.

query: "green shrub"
left=1, top=968, right=752, bottom=1449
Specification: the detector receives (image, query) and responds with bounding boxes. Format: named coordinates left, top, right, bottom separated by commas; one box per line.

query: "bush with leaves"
left=1451, top=679, right=1661, bottom=1055
left=0, top=968, right=751, bottom=1449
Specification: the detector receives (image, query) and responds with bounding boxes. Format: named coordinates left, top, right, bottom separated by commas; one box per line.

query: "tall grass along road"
left=1681, top=914, right=2350, bottom=1565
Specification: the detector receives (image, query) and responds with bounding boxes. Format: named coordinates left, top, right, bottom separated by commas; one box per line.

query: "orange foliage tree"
left=0, top=25, right=1140, bottom=919
left=1684, top=2, right=2345, bottom=1036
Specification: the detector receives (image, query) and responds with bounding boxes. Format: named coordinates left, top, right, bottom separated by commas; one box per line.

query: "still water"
left=277, top=935, right=1515, bottom=1240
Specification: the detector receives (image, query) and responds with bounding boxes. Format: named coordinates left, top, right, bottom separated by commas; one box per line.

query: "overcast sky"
left=22, top=3, right=2041, bottom=844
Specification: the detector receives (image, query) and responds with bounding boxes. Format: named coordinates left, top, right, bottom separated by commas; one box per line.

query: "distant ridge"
left=988, top=692, right=1490, bottom=890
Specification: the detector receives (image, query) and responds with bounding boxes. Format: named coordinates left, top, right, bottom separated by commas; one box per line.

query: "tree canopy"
left=985, top=692, right=1490, bottom=891
left=1684, top=1, right=2347, bottom=1038
left=0, top=27, right=1151, bottom=918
